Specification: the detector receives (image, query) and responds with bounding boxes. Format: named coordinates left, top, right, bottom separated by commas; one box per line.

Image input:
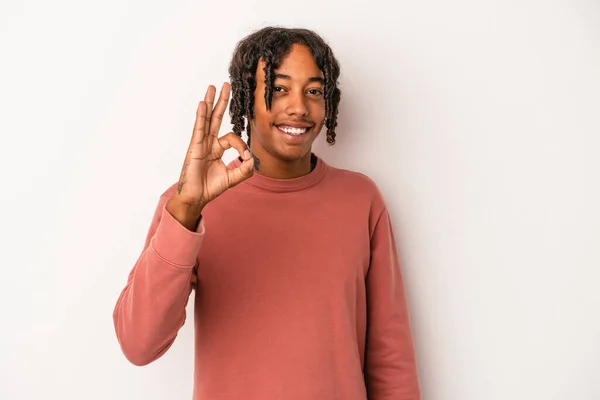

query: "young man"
left=113, top=27, right=421, bottom=399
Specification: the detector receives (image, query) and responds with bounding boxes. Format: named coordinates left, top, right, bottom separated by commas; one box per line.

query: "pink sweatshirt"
left=113, top=155, right=420, bottom=399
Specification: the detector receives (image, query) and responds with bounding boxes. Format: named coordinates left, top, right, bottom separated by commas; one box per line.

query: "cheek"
left=252, top=104, right=274, bottom=129
left=266, top=101, right=286, bottom=120
left=312, top=102, right=326, bottom=124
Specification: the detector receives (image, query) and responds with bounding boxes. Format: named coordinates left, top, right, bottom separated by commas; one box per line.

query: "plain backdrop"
left=1, top=0, right=599, bottom=399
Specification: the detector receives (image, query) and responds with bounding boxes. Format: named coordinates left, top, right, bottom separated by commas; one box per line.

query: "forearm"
left=113, top=248, right=195, bottom=365
left=364, top=311, right=421, bottom=399
left=113, top=203, right=204, bottom=365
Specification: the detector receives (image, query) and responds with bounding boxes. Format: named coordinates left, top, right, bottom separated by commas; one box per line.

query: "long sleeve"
left=113, top=189, right=204, bottom=366
left=364, top=208, right=421, bottom=399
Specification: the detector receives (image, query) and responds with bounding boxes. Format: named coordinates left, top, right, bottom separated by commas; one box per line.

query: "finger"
left=209, top=82, right=231, bottom=137
left=203, top=85, right=216, bottom=136
left=227, top=158, right=254, bottom=188
left=217, top=132, right=251, bottom=160
left=191, top=100, right=208, bottom=144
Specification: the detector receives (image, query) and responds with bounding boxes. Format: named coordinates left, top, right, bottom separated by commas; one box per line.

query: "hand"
left=169, top=83, right=254, bottom=212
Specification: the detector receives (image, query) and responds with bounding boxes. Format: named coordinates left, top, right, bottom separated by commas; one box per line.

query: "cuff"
left=150, top=205, right=205, bottom=268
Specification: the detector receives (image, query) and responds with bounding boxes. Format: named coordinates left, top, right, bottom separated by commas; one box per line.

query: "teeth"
left=279, top=126, right=308, bottom=135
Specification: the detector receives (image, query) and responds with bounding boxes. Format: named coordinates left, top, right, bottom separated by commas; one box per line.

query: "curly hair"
left=228, top=27, right=341, bottom=146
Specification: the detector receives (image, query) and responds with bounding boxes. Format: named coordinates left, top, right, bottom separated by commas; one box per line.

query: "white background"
left=1, top=0, right=599, bottom=399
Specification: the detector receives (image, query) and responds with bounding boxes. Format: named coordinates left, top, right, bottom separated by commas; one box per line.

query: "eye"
left=307, top=88, right=324, bottom=96
left=273, top=86, right=286, bottom=92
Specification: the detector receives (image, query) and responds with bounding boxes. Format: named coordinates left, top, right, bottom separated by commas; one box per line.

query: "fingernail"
left=244, top=150, right=251, bottom=159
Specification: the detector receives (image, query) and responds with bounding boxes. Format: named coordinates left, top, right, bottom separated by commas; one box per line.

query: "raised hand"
left=166, top=83, right=254, bottom=230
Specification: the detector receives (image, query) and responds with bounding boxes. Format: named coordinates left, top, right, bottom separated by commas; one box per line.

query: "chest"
left=195, top=192, right=371, bottom=301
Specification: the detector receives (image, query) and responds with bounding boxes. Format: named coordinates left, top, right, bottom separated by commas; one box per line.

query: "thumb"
left=227, top=158, right=255, bottom=188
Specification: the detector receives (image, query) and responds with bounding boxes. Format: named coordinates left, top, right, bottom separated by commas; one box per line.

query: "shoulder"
left=327, top=164, right=380, bottom=191
left=324, top=163, right=387, bottom=213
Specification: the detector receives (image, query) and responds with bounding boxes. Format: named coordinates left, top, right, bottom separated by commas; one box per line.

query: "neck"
left=250, top=148, right=314, bottom=179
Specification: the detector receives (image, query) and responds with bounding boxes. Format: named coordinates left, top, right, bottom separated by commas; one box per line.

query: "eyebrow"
left=274, top=73, right=324, bottom=84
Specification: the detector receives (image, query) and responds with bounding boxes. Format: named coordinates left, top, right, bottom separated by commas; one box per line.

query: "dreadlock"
left=228, top=27, right=341, bottom=147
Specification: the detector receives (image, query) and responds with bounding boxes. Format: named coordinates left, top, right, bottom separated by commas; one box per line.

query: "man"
left=113, top=26, right=421, bottom=399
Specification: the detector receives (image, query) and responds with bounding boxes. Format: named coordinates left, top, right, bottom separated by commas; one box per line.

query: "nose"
left=284, top=90, right=309, bottom=116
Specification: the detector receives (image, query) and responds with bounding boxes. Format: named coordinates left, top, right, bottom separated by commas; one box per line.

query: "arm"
left=364, top=208, right=421, bottom=399
left=112, top=190, right=204, bottom=366
left=112, top=82, right=253, bottom=366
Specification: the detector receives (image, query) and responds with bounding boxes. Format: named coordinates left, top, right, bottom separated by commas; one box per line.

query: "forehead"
left=258, top=44, right=323, bottom=79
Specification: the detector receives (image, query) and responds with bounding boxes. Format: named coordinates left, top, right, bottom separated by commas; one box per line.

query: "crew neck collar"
left=230, top=153, right=328, bottom=193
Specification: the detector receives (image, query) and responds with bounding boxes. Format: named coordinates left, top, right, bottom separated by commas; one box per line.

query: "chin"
left=273, top=147, right=312, bottom=162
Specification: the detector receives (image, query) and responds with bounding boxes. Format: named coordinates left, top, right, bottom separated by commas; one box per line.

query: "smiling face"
left=249, top=44, right=326, bottom=165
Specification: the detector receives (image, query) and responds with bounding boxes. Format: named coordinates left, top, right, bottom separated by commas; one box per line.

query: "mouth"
left=275, top=124, right=313, bottom=137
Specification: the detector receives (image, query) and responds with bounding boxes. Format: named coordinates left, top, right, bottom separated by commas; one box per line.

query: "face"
left=250, top=44, right=326, bottom=164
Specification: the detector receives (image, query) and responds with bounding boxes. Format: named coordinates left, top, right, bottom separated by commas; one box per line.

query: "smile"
left=276, top=125, right=310, bottom=136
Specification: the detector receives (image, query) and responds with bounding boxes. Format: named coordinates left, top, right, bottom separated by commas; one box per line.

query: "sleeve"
left=364, top=208, right=421, bottom=399
left=112, top=188, right=205, bottom=366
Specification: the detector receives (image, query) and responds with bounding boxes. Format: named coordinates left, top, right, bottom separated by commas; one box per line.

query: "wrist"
left=166, top=197, right=204, bottom=231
